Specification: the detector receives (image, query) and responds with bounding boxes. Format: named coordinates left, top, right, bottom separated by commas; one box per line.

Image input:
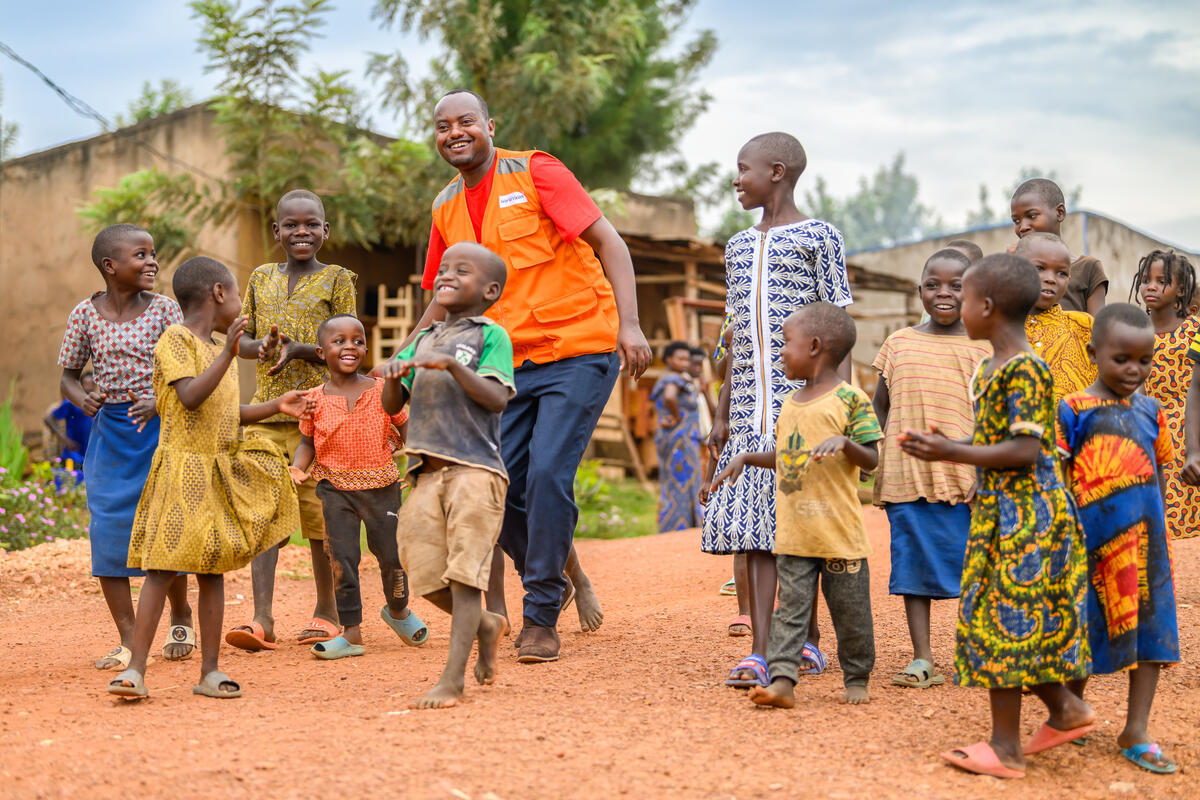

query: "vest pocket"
left=497, top=211, right=555, bottom=269
left=530, top=286, right=599, bottom=324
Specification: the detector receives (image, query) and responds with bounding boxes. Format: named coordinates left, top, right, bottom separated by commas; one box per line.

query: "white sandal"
left=162, top=625, right=197, bottom=661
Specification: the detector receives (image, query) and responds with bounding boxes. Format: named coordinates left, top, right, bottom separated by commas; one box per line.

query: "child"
left=107, top=257, right=313, bottom=700
left=872, top=249, right=990, bottom=689
left=1011, top=177, right=1108, bottom=314
left=380, top=242, right=513, bottom=707
left=901, top=254, right=1093, bottom=780
left=1016, top=232, right=1096, bottom=404
left=225, top=189, right=357, bottom=651
left=704, top=132, right=853, bottom=687
left=652, top=341, right=704, bottom=532
left=288, top=314, right=428, bottom=658
left=945, top=239, right=983, bottom=264
left=57, top=224, right=195, bottom=670
left=711, top=302, right=880, bottom=706
left=44, top=370, right=94, bottom=468
left=1136, top=249, right=1200, bottom=540
left=1057, top=303, right=1180, bottom=774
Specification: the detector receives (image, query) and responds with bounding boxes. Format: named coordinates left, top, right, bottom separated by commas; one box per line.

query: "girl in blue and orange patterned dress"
left=651, top=341, right=703, bottom=532
left=902, top=254, right=1093, bottom=780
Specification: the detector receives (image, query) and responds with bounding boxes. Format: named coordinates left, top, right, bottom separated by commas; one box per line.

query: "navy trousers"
left=498, top=352, right=619, bottom=626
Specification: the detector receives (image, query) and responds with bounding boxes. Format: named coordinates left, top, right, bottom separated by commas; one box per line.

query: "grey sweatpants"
left=767, top=555, right=875, bottom=688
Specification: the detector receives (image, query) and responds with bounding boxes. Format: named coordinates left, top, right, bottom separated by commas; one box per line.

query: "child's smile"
left=109, top=232, right=159, bottom=290
left=274, top=198, right=328, bottom=264
left=320, top=318, right=367, bottom=374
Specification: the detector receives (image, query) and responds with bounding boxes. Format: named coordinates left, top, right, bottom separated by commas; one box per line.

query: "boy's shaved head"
left=173, top=256, right=234, bottom=311
left=1092, top=302, right=1152, bottom=345
left=277, top=189, right=325, bottom=218
left=1014, top=231, right=1070, bottom=261
left=1012, top=178, right=1065, bottom=209
left=787, top=301, right=856, bottom=363
left=446, top=242, right=508, bottom=291
left=925, top=248, right=971, bottom=274
left=966, top=254, right=1040, bottom=320
left=317, top=312, right=363, bottom=343
left=945, top=239, right=983, bottom=263
left=743, top=132, right=807, bottom=182
left=91, top=223, right=150, bottom=269
left=438, top=89, right=489, bottom=120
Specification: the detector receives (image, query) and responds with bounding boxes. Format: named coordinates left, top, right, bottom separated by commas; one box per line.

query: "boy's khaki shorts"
left=397, top=464, right=506, bottom=598
left=243, top=421, right=325, bottom=541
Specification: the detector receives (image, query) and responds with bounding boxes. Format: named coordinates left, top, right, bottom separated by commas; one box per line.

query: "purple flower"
left=0, top=525, right=6, bottom=533
left=0, top=507, right=5, bottom=514
left=14, top=513, right=25, bottom=524
left=40, top=517, right=54, bottom=527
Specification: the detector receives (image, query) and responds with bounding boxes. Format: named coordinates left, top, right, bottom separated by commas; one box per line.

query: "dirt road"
left=1, top=506, right=1197, bottom=799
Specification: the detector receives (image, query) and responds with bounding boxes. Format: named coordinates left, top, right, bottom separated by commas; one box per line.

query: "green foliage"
left=115, top=79, right=194, bottom=127
left=0, top=380, right=28, bottom=487
left=0, top=77, right=17, bottom=162
left=965, top=167, right=1085, bottom=228
left=574, top=460, right=656, bottom=539
left=368, top=0, right=716, bottom=189
left=0, top=466, right=89, bottom=552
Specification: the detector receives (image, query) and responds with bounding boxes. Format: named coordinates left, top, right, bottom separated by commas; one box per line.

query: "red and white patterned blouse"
left=299, top=378, right=410, bottom=491
left=57, top=293, right=183, bottom=403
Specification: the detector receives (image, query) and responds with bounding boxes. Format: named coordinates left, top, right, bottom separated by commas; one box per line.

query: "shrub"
left=0, top=463, right=89, bottom=552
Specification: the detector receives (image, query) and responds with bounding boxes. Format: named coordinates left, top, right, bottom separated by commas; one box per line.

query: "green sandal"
left=892, top=658, right=945, bottom=689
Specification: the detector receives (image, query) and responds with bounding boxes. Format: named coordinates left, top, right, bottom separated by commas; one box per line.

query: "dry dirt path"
left=1, top=507, right=1198, bottom=799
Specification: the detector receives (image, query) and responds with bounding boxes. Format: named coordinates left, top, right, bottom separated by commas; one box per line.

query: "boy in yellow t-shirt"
left=711, top=302, right=881, bottom=707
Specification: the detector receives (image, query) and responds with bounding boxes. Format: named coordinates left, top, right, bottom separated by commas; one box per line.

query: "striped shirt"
left=872, top=328, right=991, bottom=505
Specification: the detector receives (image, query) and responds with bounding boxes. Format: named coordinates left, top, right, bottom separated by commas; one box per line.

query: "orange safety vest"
left=430, top=148, right=619, bottom=366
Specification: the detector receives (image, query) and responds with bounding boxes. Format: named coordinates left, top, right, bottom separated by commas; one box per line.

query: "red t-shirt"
left=422, top=152, right=602, bottom=289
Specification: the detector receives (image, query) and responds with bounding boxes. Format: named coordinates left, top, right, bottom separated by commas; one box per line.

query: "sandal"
left=95, top=645, right=132, bottom=671
left=225, top=621, right=278, bottom=651
left=719, top=577, right=737, bottom=596
left=727, top=614, right=752, bottom=637
left=892, top=658, right=944, bottom=689
left=798, top=641, right=827, bottom=675
left=311, top=635, right=366, bottom=660
left=1023, top=722, right=1097, bottom=755
left=192, top=670, right=242, bottom=699
left=107, top=668, right=147, bottom=700
left=724, top=653, right=770, bottom=688
left=381, top=605, right=429, bottom=646
left=162, top=625, right=197, bottom=661
left=296, top=617, right=340, bottom=645
left=1120, top=742, right=1176, bottom=774
left=941, top=741, right=1025, bottom=779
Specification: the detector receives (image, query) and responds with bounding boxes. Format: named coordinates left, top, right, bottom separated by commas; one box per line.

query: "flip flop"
left=95, top=645, right=132, bottom=671
left=1023, top=722, right=1097, bottom=755
left=892, top=658, right=945, bottom=689
left=724, top=653, right=770, bottom=688
left=798, top=641, right=827, bottom=675
left=224, top=621, right=278, bottom=651
left=162, top=625, right=197, bottom=661
left=192, top=670, right=242, bottom=699
left=561, top=579, right=577, bottom=612
left=719, top=578, right=737, bottom=596
left=727, top=614, right=752, bottom=637
left=381, top=605, right=429, bottom=647
left=311, top=635, right=366, bottom=660
left=1120, top=743, right=1176, bottom=774
left=107, top=668, right=148, bottom=700
left=296, top=617, right=340, bottom=645
left=941, top=741, right=1025, bottom=779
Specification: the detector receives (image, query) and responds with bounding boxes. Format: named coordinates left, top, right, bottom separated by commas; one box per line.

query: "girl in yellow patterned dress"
left=108, top=258, right=315, bottom=701
left=1137, top=249, right=1200, bottom=540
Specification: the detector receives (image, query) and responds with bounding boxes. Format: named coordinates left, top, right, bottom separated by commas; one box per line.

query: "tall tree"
left=115, top=79, right=194, bottom=127
left=367, top=0, right=716, bottom=189
left=0, top=78, right=18, bottom=161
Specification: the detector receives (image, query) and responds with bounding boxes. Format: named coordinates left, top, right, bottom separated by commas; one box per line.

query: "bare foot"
left=840, top=685, right=870, bottom=705
left=410, top=680, right=463, bottom=710
left=473, top=611, right=505, bottom=685
left=749, top=678, right=796, bottom=708
left=575, top=580, right=604, bottom=632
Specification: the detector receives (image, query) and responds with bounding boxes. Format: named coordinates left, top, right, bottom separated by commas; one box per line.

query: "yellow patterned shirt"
left=244, top=263, right=357, bottom=422
left=1025, top=305, right=1096, bottom=404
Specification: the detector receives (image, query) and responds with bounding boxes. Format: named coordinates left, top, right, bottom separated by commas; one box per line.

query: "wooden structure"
left=369, top=282, right=420, bottom=365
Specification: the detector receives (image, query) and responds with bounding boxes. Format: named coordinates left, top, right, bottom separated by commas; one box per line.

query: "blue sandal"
left=381, top=606, right=429, bottom=647
left=724, top=653, right=769, bottom=688
left=798, top=641, right=827, bottom=675
left=1120, top=743, right=1176, bottom=774
left=311, top=635, right=365, bottom=660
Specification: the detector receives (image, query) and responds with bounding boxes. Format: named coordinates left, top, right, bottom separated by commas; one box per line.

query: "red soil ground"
left=1, top=506, right=1198, bottom=799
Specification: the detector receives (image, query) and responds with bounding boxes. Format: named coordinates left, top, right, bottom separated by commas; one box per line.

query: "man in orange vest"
left=410, top=89, right=651, bottom=663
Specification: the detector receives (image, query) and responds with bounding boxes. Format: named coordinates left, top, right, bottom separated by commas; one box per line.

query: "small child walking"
left=107, top=257, right=313, bottom=700
left=225, top=189, right=357, bottom=651
left=1057, top=303, right=1180, bottom=775
left=704, top=132, right=853, bottom=687
left=288, top=313, right=428, bottom=659
left=1136, top=249, right=1200, bottom=540
left=58, top=224, right=195, bottom=670
left=380, top=242, right=514, bottom=708
left=901, top=254, right=1094, bottom=780
left=712, top=303, right=880, bottom=706
left=872, top=249, right=990, bottom=689
left=651, top=341, right=704, bottom=532
left=1016, top=232, right=1096, bottom=403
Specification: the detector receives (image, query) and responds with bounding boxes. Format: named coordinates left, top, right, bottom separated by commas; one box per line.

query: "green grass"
left=576, top=477, right=657, bottom=539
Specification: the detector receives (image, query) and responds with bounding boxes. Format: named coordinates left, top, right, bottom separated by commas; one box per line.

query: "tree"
left=115, top=79, right=194, bottom=127
left=0, top=78, right=18, bottom=161
left=367, top=0, right=717, bottom=189
left=965, top=167, right=1084, bottom=227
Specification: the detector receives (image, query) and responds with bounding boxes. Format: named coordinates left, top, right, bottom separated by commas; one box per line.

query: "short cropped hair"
left=924, top=248, right=971, bottom=274
left=945, top=239, right=984, bottom=263
left=1012, top=178, right=1065, bottom=209
left=173, top=256, right=234, bottom=311
left=689, top=346, right=706, bottom=358
left=1014, top=231, right=1070, bottom=261
left=317, top=313, right=362, bottom=343
left=91, top=223, right=150, bottom=270
left=439, top=89, right=489, bottom=120
left=744, top=132, right=807, bottom=183
left=966, top=254, right=1040, bottom=320
left=663, top=341, right=690, bottom=361
left=1092, top=302, right=1153, bottom=346
left=789, top=301, right=856, bottom=364
left=442, top=242, right=508, bottom=307
left=276, top=189, right=325, bottom=219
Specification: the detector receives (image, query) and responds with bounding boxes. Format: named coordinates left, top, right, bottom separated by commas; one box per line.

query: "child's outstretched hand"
left=287, top=465, right=310, bottom=485
left=412, top=353, right=457, bottom=371
left=277, top=389, right=316, bottom=419
left=811, top=435, right=849, bottom=460
left=226, top=315, right=249, bottom=356
left=377, top=359, right=413, bottom=380
left=709, top=454, right=747, bottom=494
left=266, top=333, right=300, bottom=376
left=258, top=324, right=281, bottom=364
left=126, top=393, right=158, bottom=432
left=898, top=426, right=953, bottom=462
left=80, top=389, right=106, bottom=417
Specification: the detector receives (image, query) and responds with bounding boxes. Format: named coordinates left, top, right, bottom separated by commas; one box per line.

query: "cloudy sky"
left=4, top=0, right=1199, bottom=248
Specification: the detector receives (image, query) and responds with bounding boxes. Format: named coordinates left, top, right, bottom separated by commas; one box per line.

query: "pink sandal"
left=941, top=742, right=1025, bottom=779
left=296, top=617, right=340, bottom=645
left=727, top=614, right=752, bottom=637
